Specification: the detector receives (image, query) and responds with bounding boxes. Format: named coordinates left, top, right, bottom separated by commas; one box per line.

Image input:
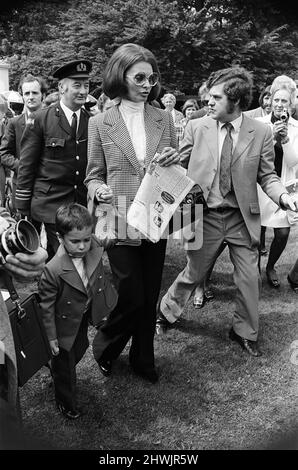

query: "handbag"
left=4, top=271, right=52, bottom=387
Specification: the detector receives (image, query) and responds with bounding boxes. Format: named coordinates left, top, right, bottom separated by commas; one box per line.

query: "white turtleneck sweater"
left=119, top=99, right=146, bottom=164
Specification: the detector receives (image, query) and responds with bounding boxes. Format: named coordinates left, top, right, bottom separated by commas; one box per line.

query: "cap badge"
left=77, top=62, right=87, bottom=72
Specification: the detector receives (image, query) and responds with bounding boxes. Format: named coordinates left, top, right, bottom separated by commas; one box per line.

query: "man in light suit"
left=0, top=74, right=47, bottom=212
left=156, top=67, right=298, bottom=356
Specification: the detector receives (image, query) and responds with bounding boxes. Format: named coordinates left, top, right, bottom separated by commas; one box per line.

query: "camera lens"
left=1, top=220, right=40, bottom=256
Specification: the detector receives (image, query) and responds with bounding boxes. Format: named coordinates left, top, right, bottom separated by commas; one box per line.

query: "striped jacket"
left=85, top=102, right=177, bottom=245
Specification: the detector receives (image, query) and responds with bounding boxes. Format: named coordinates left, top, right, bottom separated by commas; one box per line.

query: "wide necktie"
left=219, top=122, right=233, bottom=197
left=71, top=112, right=77, bottom=139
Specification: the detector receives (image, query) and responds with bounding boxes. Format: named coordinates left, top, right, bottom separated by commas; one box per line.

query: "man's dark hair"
left=103, top=43, right=161, bottom=102
left=18, top=74, right=48, bottom=96
left=56, top=203, right=92, bottom=236
left=206, top=67, right=253, bottom=111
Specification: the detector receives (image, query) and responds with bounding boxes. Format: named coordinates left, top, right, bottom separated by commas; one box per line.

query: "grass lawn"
left=17, top=225, right=298, bottom=450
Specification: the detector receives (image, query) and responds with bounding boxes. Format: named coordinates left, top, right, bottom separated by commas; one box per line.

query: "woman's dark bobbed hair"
left=103, top=43, right=161, bottom=102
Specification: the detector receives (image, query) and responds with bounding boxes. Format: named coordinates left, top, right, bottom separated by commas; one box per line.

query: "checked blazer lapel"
left=105, top=105, right=143, bottom=178
left=144, top=104, right=165, bottom=167
left=231, top=115, right=255, bottom=166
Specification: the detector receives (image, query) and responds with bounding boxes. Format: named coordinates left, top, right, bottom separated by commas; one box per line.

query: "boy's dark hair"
left=206, top=67, right=253, bottom=111
left=56, top=203, right=92, bottom=236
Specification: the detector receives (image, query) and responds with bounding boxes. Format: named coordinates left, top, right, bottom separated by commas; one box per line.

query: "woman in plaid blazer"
left=85, top=43, right=179, bottom=383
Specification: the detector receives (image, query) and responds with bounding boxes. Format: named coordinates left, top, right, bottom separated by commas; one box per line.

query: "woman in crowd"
left=257, top=77, right=298, bottom=287
left=178, top=99, right=199, bottom=142
left=85, top=43, right=179, bottom=383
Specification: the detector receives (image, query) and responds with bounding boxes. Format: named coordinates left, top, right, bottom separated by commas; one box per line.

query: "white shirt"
left=119, top=99, right=146, bottom=164
left=207, top=114, right=243, bottom=209
left=60, top=100, right=81, bottom=131
left=71, top=257, right=89, bottom=289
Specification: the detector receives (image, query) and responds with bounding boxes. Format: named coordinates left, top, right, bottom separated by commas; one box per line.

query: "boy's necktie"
left=219, top=122, right=233, bottom=197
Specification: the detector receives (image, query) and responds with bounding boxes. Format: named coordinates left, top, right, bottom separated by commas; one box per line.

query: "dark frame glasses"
left=126, top=72, right=159, bottom=87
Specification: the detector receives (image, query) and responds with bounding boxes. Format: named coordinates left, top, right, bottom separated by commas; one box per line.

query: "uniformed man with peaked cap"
left=16, top=60, right=92, bottom=259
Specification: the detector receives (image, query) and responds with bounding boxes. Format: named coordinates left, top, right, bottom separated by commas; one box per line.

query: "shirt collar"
left=219, top=113, right=243, bottom=133
left=60, top=100, right=81, bottom=122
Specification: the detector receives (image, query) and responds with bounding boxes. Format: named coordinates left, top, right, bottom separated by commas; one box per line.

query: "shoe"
left=193, top=293, right=204, bottom=309
left=56, top=402, right=81, bottom=420
left=287, top=275, right=298, bottom=293
left=155, top=306, right=171, bottom=335
left=266, top=267, right=280, bottom=288
left=229, top=328, right=262, bottom=357
left=98, top=359, right=112, bottom=377
left=204, top=288, right=214, bottom=301
left=131, top=365, right=159, bottom=384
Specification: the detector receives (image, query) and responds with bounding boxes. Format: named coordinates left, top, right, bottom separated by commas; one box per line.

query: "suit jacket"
left=244, top=107, right=266, bottom=119
left=180, top=114, right=286, bottom=245
left=85, top=102, right=177, bottom=245
left=16, top=103, right=90, bottom=223
left=38, top=236, right=118, bottom=351
left=0, top=114, right=26, bottom=185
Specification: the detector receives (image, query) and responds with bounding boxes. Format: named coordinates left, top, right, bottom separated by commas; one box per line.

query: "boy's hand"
left=50, top=339, right=59, bottom=356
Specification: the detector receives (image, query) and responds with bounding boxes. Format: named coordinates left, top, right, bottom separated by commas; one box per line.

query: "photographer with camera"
left=0, top=206, right=47, bottom=422
left=257, top=77, right=298, bottom=288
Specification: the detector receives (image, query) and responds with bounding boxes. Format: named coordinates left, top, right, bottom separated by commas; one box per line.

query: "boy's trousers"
left=51, top=312, right=89, bottom=410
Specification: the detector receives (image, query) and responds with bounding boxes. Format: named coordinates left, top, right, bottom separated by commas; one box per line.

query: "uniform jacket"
left=0, top=114, right=26, bottom=185
left=38, top=236, right=118, bottom=351
left=180, top=114, right=286, bottom=246
left=85, top=102, right=177, bottom=245
left=16, top=103, right=90, bottom=223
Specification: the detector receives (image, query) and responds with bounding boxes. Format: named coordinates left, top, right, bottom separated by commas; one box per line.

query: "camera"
left=0, top=219, right=40, bottom=263
left=280, top=108, right=289, bottom=122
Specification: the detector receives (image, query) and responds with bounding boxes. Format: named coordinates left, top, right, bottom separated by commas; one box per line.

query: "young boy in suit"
left=38, top=203, right=117, bottom=419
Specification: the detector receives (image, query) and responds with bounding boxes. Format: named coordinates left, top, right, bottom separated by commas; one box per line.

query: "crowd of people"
left=1, top=42, right=298, bottom=443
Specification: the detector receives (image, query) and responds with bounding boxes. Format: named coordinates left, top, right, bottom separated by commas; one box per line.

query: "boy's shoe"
left=56, top=402, right=81, bottom=420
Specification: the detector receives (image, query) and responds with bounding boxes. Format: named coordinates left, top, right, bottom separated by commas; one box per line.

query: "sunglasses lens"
left=148, top=73, right=158, bottom=86
left=132, top=73, right=158, bottom=86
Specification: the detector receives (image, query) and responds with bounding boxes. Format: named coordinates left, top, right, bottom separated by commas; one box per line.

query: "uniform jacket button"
left=67, top=301, right=71, bottom=305
left=62, top=315, right=67, bottom=319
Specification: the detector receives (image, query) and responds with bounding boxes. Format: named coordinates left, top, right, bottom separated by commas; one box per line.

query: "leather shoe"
left=204, top=288, right=214, bottom=301
left=266, top=267, right=280, bottom=288
left=56, top=402, right=81, bottom=420
left=98, top=359, right=112, bottom=377
left=287, top=274, right=298, bottom=293
left=155, top=306, right=171, bottom=334
left=193, top=293, right=204, bottom=309
left=131, top=365, right=159, bottom=384
left=229, top=328, right=262, bottom=357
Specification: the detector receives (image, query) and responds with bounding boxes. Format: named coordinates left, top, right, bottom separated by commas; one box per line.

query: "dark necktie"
left=219, top=122, right=233, bottom=197
left=71, top=112, right=77, bottom=139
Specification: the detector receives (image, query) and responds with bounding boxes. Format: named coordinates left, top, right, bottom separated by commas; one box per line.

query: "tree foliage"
left=0, top=0, right=298, bottom=96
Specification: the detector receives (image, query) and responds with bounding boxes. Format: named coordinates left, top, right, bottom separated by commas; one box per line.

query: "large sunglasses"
left=126, top=72, right=159, bottom=87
